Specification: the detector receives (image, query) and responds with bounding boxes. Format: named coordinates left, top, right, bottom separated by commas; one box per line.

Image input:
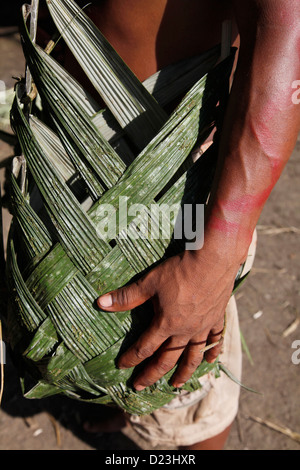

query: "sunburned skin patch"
left=213, top=95, right=287, bottom=218
left=207, top=215, right=241, bottom=235
left=206, top=209, right=253, bottom=243
left=206, top=134, right=283, bottom=238
left=253, top=88, right=296, bottom=158
left=278, top=6, right=299, bottom=27
left=216, top=155, right=282, bottom=215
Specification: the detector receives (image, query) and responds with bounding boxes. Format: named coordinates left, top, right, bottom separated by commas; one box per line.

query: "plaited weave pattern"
left=5, top=0, right=238, bottom=415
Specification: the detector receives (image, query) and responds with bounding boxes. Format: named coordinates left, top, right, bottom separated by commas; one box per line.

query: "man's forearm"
left=96, top=0, right=300, bottom=391
left=204, top=1, right=300, bottom=263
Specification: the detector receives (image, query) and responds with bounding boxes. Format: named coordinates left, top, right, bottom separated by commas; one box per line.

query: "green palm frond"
left=4, top=0, right=238, bottom=415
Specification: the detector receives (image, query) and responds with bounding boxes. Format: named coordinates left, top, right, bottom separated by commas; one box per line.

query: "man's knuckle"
left=206, top=345, right=221, bottom=361
left=135, top=276, right=149, bottom=293
left=187, top=358, right=200, bottom=370
left=156, top=360, right=174, bottom=374
left=134, top=345, right=152, bottom=360
left=117, top=288, right=129, bottom=306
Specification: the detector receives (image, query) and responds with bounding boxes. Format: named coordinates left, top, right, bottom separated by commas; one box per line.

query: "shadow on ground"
left=2, top=351, right=141, bottom=450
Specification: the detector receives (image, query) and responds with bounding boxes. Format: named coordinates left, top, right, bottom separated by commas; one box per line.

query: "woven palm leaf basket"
left=3, top=0, right=244, bottom=415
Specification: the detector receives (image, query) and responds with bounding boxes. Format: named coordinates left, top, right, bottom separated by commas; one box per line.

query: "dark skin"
left=93, top=0, right=300, bottom=388
left=63, top=0, right=300, bottom=449
left=86, top=0, right=236, bottom=81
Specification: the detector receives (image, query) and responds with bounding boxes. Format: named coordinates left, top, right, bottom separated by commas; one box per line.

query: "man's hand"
left=97, top=245, right=241, bottom=390
left=96, top=0, right=300, bottom=394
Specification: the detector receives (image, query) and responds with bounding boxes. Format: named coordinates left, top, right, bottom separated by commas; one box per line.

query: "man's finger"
left=132, top=336, right=188, bottom=390
left=170, top=332, right=210, bottom=388
left=97, top=276, right=153, bottom=312
left=205, top=319, right=225, bottom=363
left=118, top=324, right=168, bottom=372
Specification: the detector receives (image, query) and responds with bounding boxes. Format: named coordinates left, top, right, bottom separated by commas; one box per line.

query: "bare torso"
left=87, top=0, right=237, bottom=80
left=65, top=0, right=238, bottom=86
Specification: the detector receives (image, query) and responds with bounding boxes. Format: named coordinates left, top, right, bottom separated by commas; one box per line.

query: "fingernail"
left=134, top=384, right=146, bottom=391
left=98, top=293, right=113, bottom=308
left=174, top=383, right=184, bottom=388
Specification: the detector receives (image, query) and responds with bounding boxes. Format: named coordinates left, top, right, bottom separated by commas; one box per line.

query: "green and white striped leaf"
left=47, top=0, right=168, bottom=149
left=5, top=0, right=238, bottom=413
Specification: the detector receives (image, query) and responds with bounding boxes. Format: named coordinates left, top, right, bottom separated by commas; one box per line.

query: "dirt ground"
left=0, top=28, right=299, bottom=452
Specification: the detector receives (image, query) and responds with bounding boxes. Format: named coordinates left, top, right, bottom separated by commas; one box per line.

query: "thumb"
left=97, top=277, right=153, bottom=312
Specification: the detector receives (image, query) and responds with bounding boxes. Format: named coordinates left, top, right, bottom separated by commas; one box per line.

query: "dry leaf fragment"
left=249, top=415, right=300, bottom=444
left=282, top=318, right=300, bottom=338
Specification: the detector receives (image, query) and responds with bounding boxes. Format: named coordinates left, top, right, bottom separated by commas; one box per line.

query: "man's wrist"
left=193, top=219, right=254, bottom=268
